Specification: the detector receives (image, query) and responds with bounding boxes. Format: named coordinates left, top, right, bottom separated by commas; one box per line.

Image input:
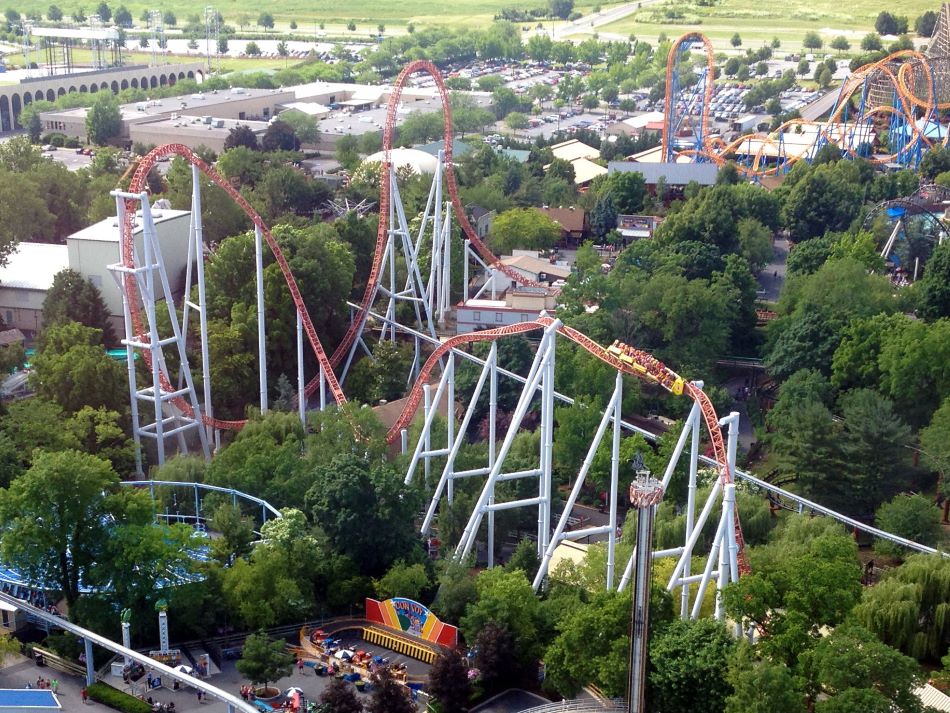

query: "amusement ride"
left=7, top=14, right=950, bottom=712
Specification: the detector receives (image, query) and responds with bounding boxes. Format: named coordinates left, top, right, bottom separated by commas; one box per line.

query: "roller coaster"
left=662, top=4, right=950, bottom=175
left=108, top=53, right=945, bottom=630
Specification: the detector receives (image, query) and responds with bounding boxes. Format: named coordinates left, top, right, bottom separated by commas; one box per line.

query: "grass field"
left=590, top=0, right=940, bottom=53
left=10, top=0, right=619, bottom=31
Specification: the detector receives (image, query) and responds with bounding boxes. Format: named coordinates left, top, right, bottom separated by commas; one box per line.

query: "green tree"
left=0, top=634, right=20, bottom=668
left=278, top=110, right=318, bottom=144
left=236, top=631, right=294, bottom=691
left=505, top=111, right=529, bottom=134
left=921, top=396, right=950, bottom=488
left=488, top=207, right=561, bottom=254
left=85, top=93, right=121, bottom=145
left=427, top=649, right=471, bottom=713
left=30, top=321, right=125, bottom=414
left=319, top=679, right=363, bottom=713
left=737, top=217, right=773, bottom=270
left=47, top=4, right=62, bottom=20
left=875, top=11, right=908, bottom=36
left=347, top=20, right=356, bottom=31
left=590, top=193, right=618, bottom=241
left=257, top=12, right=274, bottom=30
left=209, top=502, right=255, bottom=565
left=606, top=170, right=646, bottom=214
left=0, top=450, right=138, bottom=608
left=224, top=124, right=259, bottom=151
left=830, top=36, right=850, bottom=53
left=549, top=0, right=574, bottom=19
left=374, top=561, right=429, bottom=601
left=367, top=667, right=415, bottom=713
left=730, top=33, right=742, bottom=47
left=807, top=622, right=923, bottom=711
left=861, top=33, right=883, bottom=51
left=461, top=568, right=545, bottom=667
left=305, top=455, right=421, bottom=575
left=260, top=119, right=299, bottom=152
left=648, top=618, right=736, bottom=713
left=94, top=1, right=110, bottom=21
left=42, top=269, right=115, bottom=345
left=918, top=240, right=950, bottom=319
left=854, top=553, right=950, bottom=660
left=803, top=31, right=824, bottom=49
left=245, top=41, right=261, bottom=56
left=874, top=494, right=943, bottom=557
left=473, top=622, right=520, bottom=693
left=726, top=651, right=806, bottom=713
left=915, top=11, right=938, bottom=37
left=113, top=5, right=131, bottom=26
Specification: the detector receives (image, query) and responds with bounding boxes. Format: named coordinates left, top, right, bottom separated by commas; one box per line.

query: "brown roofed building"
left=539, top=207, right=588, bottom=245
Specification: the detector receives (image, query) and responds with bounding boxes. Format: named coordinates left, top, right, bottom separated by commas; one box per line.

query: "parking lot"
left=41, top=147, right=94, bottom=171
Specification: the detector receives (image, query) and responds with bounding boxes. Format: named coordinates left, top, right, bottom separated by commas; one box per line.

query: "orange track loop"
left=386, top=316, right=750, bottom=573
left=122, top=144, right=348, bottom=431
left=324, top=60, right=545, bottom=374
left=662, top=33, right=716, bottom=161
left=663, top=42, right=943, bottom=174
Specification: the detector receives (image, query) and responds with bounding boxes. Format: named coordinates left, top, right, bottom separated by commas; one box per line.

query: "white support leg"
left=296, top=310, right=305, bottom=427
left=606, top=371, right=622, bottom=590
left=682, top=388, right=702, bottom=618
left=254, top=224, right=267, bottom=414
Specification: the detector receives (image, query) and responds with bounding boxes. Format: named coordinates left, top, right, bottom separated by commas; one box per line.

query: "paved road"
left=552, top=0, right=663, bottom=39
left=756, top=237, right=789, bottom=303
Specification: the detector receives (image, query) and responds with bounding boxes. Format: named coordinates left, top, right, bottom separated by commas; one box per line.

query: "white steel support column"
left=691, top=502, right=730, bottom=620
left=681, top=384, right=702, bottom=618
left=618, top=404, right=699, bottom=591
left=534, top=376, right=622, bottom=591
left=190, top=164, right=215, bottom=448
left=487, top=342, right=498, bottom=566
left=113, top=196, right=144, bottom=475
left=296, top=310, right=305, bottom=427
left=421, top=347, right=495, bottom=537
left=538, top=333, right=556, bottom=558
left=455, top=321, right=560, bottom=561
left=446, top=354, right=456, bottom=501
left=606, top=370, right=622, bottom=589
left=254, top=224, right=267, bottom=413
left=110, top=190, right=209, bottom=467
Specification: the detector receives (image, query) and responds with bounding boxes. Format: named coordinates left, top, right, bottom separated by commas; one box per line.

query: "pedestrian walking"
left=297, top=658, right=304, bottom=674
left=51, top=679, right=58, bottom=694
left=196, top=689, right=203, bottom=704
left=81, top=687, right=88, bottom=704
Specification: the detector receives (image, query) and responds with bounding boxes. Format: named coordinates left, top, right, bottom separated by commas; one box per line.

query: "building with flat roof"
left=40, top=86, right=293, bottom=146
left=66, top=208, right=192, bottom=334
left=129, top=116, right=270, bottom=154
left=0, top=62, right=205, bottom=133
left=0, top=243, right=69, bottom=334
left=608, top=160, right=720, bottom=189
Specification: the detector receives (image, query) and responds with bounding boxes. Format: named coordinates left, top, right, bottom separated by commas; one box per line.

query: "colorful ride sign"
left=365, top=597, right=458, bottom=648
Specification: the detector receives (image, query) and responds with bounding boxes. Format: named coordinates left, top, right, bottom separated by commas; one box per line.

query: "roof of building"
left=0, top=243, right=69, bottom=291
left=279, top=102, right=332, bottom=118
left=133, top=116, right=270, bottom=138
left=622, top=111, right=665, bottom=129
left=0, top=329, right=25, bottom=346
left=468, top=204, right=493, bottom=221
left=42, top=87, right=293, bottom=122
left=608, top=160, right=720, bottom=186
left=497, top=147, right=530, bottom=163
left=570, top=157, right=608, bottom=184
left=538, top=207, right=587, bottom=233
left=363, top=147, right=440, bottom=175
left=502, top=254, right=572, bottom=279
left=550, top=138, right=600, bottom=162
left=67, top=209, right=190, bottom=244
left=916, top=684, right=950, bottom=712
left=415, top=138, right=474, bottom=159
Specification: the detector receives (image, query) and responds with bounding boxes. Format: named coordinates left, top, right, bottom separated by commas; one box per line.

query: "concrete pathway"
left=756, top=238, right=789, bottom=303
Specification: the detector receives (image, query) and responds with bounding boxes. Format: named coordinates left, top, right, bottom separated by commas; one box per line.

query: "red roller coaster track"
left=118, top=65, right=748, bottom=572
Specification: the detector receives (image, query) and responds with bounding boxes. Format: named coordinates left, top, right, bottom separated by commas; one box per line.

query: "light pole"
left=627, top=453, right=664, bottom=713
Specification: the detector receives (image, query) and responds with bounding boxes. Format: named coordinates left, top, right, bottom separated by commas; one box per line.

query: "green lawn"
left=591, top=0, right=938, bottom=53
left=13, top=0, right=619, bottom=31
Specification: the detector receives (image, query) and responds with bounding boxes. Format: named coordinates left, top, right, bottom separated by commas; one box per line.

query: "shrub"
left=64, top=138, right=80, bottom=149
left=49, top=134, right=66, bottom=147
left=87, top=682, right=153, bottom=713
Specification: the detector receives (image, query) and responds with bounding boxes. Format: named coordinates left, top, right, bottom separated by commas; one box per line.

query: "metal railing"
left=519, top=699, right=625, bottom=713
